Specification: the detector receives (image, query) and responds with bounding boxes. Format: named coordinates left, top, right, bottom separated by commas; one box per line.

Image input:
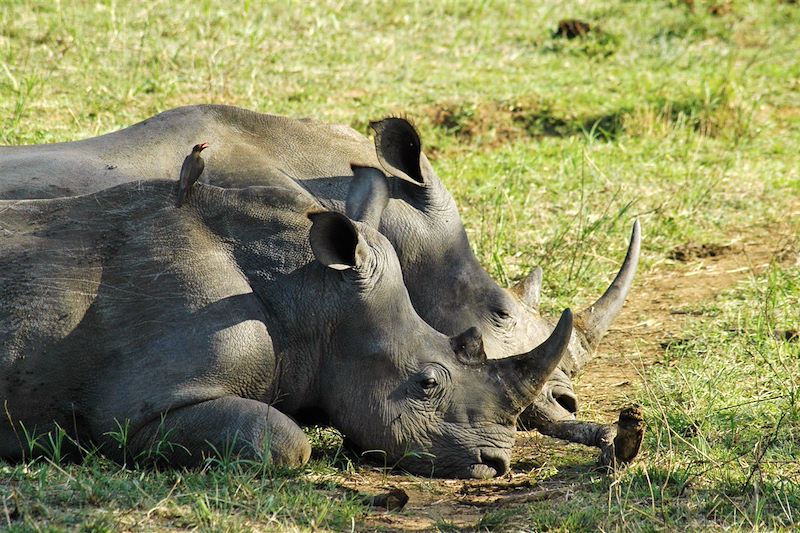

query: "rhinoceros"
left=0, top=105, right=642, bottom=462
left=0, top=175, right=576, bottom=478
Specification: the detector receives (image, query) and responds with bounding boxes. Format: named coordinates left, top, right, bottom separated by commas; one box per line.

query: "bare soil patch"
left=422, top=99, right=625, bottom=148
left=667, top=241, right=731, bottom=262
left=587, top=218, right=797, bottom=418
left=344, top=213, right=798, bottom=531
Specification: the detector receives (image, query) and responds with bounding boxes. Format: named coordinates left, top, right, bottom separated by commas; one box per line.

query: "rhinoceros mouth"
left=468, top=463, right=500, bottom=479
left=467, top=448, right=511, bottom=479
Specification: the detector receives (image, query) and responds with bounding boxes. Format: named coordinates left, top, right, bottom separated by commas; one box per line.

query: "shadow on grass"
left=414, top=85, right=752, bottom=153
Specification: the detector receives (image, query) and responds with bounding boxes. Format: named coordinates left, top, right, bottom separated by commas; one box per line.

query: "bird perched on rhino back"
left=176, top=142, right=208, bottom=207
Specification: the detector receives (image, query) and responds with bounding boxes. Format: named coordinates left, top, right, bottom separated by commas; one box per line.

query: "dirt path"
left=344, top=214, right=799, bottom=532
left=581, top=217, right=798, bottom=418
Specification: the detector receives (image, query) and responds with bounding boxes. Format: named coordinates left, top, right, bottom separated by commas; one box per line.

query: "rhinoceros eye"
left=415, top=365, right=448, bottom=399
left=494, top=309, right=511, bottom=320
left=490, top=308, right=513, bottom=326
left=420, top=377, right=438, bottom=389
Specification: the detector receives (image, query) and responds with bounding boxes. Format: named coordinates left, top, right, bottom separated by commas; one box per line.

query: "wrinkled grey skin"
left=0, top=105, right=640, bottom=452
left=0, top=178, right=575, bottom=478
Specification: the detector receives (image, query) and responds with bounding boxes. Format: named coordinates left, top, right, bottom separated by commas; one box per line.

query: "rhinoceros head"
left=362, top=119, right=641, bottom=425
left=305, top=204, right=573, bottom=478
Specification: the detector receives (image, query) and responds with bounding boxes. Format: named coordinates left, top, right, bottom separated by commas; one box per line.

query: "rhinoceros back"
left=0, top=105, right=379, bottom=201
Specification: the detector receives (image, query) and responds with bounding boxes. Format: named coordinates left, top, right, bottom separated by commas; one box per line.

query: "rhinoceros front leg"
left=120, top=396, right=311, bottom=468
left=532, top=406, right=645, bottom=467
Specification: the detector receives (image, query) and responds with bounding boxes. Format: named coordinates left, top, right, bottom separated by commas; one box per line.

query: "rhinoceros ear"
left=511, top=267, right=543, bottom=310
left=449, top=327, right=487, bottom=366
left=346, top=165, right=389, bottom=227
left=370, top=117, right=431, bottom=186
left=308, top=211, right=367, bottom=270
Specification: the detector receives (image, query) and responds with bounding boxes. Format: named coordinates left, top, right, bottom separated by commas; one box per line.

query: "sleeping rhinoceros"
left=0, top=105, right=642, bottom=462
left=0, top=174, right=574, bottom=478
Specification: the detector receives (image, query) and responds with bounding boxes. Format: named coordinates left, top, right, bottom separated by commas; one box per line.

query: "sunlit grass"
left=1, top=0, right=799, bottom=530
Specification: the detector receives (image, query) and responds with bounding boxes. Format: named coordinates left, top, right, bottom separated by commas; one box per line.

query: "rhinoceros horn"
left=577, top=220, right=641, bottom=350
left=489, top=309, right=573, bottom=412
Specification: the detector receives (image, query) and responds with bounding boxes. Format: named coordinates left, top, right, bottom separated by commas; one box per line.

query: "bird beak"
left=198, top=142, right=209, bottom=151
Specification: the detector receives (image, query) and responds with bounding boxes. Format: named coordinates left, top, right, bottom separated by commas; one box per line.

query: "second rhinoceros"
left=0, top=175, right=573, bottom=478
left=0, top=105, right=642, bottom=461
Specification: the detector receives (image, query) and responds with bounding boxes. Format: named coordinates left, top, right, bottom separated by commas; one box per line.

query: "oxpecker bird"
left=176, top=142, right=208, bottom=207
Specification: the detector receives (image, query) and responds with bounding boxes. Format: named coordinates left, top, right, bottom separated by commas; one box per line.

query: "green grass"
left=632, top=265, right=799, bottom=527
left=0, top=455, right=367, bottom=531
left=457, top=265, right=799, bottom=531
left=2, top=0, right=800, bottom=530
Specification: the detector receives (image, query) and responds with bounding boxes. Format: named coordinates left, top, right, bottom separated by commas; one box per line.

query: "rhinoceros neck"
left=190, top=187, right=344, bottom=413
left=378, top=209, right=483, bottom=332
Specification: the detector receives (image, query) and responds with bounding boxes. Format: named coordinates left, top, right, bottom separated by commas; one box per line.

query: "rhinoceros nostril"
left=480, top=449, right=509, bottom=477
left=555, top=391, right=578, bottom=415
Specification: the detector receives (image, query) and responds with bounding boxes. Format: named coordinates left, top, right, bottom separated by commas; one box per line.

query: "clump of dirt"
left=553, top=19, right=596, bottom=39
left=547, top=18, right=619, bottom=58
left=344, top=487, right=409, bottom=511
left=668, top=241, right=732, bottom=262
left=709, top=2, right=734, bottom=16
left=774, top=329, right=799, bottom=342
left=673, top=0, right=735, bottom=15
